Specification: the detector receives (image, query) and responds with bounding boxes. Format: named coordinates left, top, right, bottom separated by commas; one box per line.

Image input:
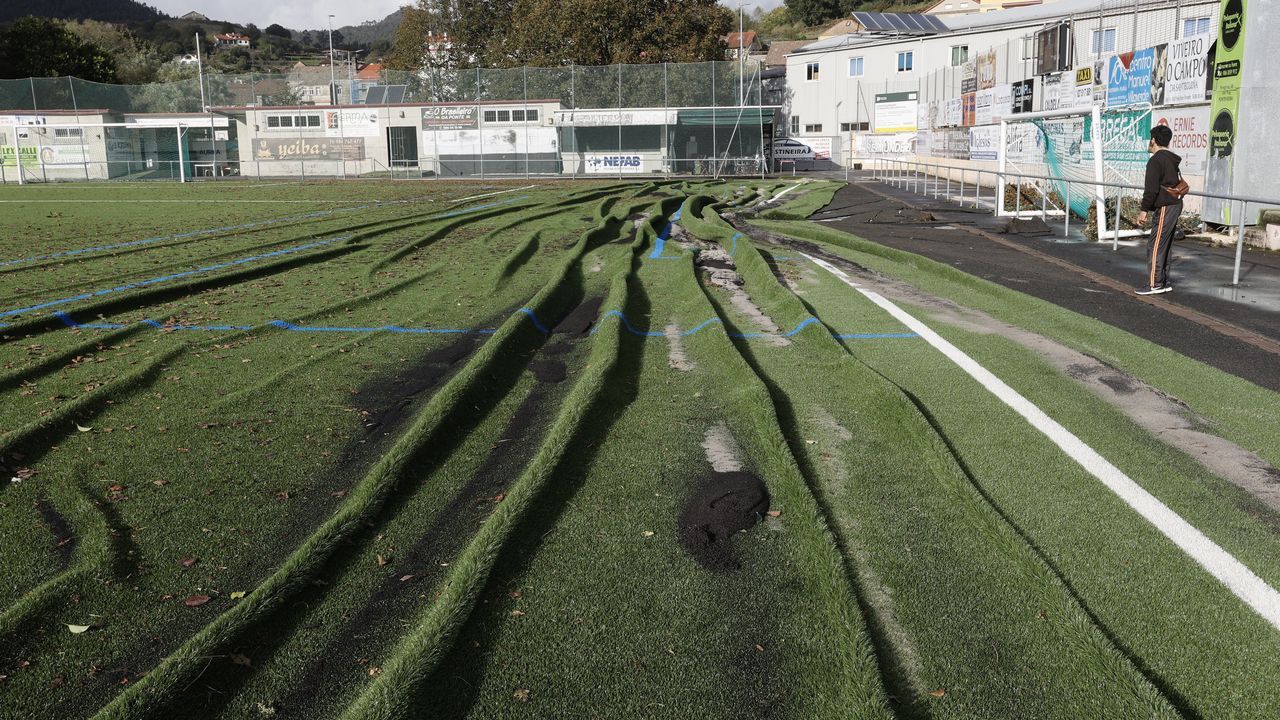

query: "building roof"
left=723, top=31, right=759, bottom=49
left=215, top=33, right=249, bottom=41
left=764, top=39, right=813, bottom=67
left=820, top=19, right=859, bottom=38
left=792, top=0, right=1215, bottom=55
left=356, top=63, right=383, bottom=80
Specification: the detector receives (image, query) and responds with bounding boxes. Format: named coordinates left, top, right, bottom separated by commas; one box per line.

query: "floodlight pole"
left=328, top=15, right=337, bottom=105
left=738, top=0, right=744, bottom=106
left=195, top=33, right=207, bottom=111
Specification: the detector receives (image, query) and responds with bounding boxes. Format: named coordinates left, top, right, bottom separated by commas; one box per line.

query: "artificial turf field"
left=0, top=177, right=1278, bottom=719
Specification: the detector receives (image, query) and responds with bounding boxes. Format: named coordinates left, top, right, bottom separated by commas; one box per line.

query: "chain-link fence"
left=1, top=60, right=778, bottom=182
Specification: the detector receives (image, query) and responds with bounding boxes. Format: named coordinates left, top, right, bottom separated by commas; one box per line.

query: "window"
left=790, top=115, right=799, bottom=134
left=304, top=115, right=320, bottom=127
left=279, top=116, right=294, bottom=128
left=526, top=109, right=539, bottom=121
left=1183, top=16, right=1211, bottom=36
left=512, top=109, right=525, bottom=121
left=1091, top=28, right=1116, bottom=54
left=267, top=116, right=280, bottom=128
left=54, top=128, right=83, bottom=138
left=951, top=45, right=968, bottom=66
left=840, top=122, right=852, bottom=132
left=483, top=110, right=497, bottom=122
left=497, top=110, right=510, bottom=122
left=848, top=57, right=864, bottom=77
left=806, top=62, right=820, bottom=81
left=804, top=123, right=822, bottom=133
left=897, top=51, right=913, bottom=72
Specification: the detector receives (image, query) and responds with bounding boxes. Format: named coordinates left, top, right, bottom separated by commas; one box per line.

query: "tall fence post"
left=1233, top=200, right=1247, bottom=286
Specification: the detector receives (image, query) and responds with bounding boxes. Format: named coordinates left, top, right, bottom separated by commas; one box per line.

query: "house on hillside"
left=354, top=63, right=384, bottom=104
left=764, top=40, right=810, bottom=69
left=723, top=31, right=762, bottom=60
left=181, top=11, right=209, bottom=21
left=215, top=33, right=251, bottom=49
left=288, top=62, right=340, bottom=105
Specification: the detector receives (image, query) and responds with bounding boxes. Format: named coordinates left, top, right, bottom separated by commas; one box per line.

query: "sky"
left=145, top=0, right=783, bottom=32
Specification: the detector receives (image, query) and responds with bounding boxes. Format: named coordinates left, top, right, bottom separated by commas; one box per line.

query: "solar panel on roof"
left=385, top=85, right=407, bottom=103
left=364, top=86, right=387, bottom=105
left=853, top=10, right=949, bottom=35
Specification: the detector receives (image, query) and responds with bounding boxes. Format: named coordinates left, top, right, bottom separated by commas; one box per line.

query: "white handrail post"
left=1233, top=200, right=1247, bottom=286
left=997, top=118, right=1008, bottom=218
left=177, top=125, right=186, bottom=183
left=1091, top=105, right=1107, bottom=245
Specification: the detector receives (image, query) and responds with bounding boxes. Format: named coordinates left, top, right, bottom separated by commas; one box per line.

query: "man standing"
left=1135, top=125, right=1183, bottom=295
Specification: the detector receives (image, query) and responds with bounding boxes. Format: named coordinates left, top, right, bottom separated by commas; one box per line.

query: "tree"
left=264, top=23, right=291, bottom=39
left=784, top=0, right=844, bottom=27
left=66, top=19, right=163, bottom=83
left=0, top=16, right=118, bottom=81
left=388, top=0, right=731, bottom=70
left=245, top=23, right=262, bottom=43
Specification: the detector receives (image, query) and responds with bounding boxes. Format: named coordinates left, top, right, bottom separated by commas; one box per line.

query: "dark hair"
left=1151, top=124, right=1173, bottom=148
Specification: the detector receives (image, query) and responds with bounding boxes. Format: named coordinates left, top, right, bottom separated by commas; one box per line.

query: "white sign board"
left=853, top=132, right=915, bottom=156
left=585, top=154, right=644, bottom=173
left=991, top=84, right=1013, bottom=122
left=38, top=146, right=88, bottom=164
left=873, top=92, right=918, bottom=133
left=969, top=125, right=1000, bottom=160
left=325, top=109, right=380, bottom=137
left=974, top=88, right=995, bottom=126
left=945, top=98, right=963, bottom=127
left=555, top=110, right=675, bottom=127
left=1163, top=32, right=1212, bottom=105
left=1154, top=105, right=1209, bottom=174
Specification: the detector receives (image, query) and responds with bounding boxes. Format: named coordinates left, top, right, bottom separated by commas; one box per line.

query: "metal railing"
left=866, top=158, right=1279, bottom=286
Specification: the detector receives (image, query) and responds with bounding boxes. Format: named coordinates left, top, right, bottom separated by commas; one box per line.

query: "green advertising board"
left=1210, top=0, right=1246, bottom=159
left=0, top=146, right=38, bottom=168
left=1083, top=110, right=1153, bottom=171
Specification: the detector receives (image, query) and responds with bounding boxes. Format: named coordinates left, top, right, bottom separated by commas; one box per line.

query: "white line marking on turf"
left=803, top=251, right=1280, bottom=631
left=769, top=182, right=806, bottom=204
left=452, top=185, right=538, bottom=204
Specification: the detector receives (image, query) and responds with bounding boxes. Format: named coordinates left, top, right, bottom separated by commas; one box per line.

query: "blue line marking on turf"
left=36, top=307, right=918, bottom=345
left=729, top=232, right=742, bottom=256
left=0, top=238, right=344, bottom=320
left=647, top=208, right=684, bottom=259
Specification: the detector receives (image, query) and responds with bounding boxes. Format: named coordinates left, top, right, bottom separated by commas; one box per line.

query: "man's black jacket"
left=1141, top=148, right=1183, bottom=211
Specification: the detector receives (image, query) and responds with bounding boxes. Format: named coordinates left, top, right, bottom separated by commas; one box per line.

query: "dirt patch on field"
left=552, top=296, right=604, bottom=337
left=528, top=359, right=567, bottom=383
left=694, top=246, right=789, bottom=346
left=665, top=322, right=695, bottom=372
left=702, top=423, right=743, bottom=472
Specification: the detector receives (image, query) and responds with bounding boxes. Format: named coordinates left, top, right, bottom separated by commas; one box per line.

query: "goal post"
left=1, top=120, right=232, bottom=184
left=998, top=104, right=1152, bottom=241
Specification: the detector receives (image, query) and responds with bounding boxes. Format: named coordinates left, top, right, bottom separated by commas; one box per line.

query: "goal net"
left=1000, top=106, right=1152, bottom=240
left=1, top=121, right=231, bottom=184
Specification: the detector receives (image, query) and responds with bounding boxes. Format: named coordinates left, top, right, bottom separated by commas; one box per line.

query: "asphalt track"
left=811, top=176, right=1280, bottom=393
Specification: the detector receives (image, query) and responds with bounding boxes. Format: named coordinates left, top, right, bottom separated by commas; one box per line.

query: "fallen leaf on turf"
left=493, top=493, right=506, bottom=503
left=510, top=609, right=525, bottom=617
left=513, top=688, right=530, bottom=702
left=50, top=675, right=65, bottom=688
left=66, top=624, right=91, bottom=634
left=230, top=654, right=252, bottom=667
left=230, top=591, right=246, bottom=600
left=641, top=530, right=655, bottom=537
left=108, top=484, right=124, bottom=492
left=929, top=688, right=947, bottom=698
left=766, top=510, right=782, bottom=518
left=399, top=575, right=413, bottom=582
left=152, top=479, right=169, bottom=487
left=376, top=554, right=387, bottom=566
left=508, top=590, right=522, bottom=599
left=755, top=644, right=765, bottom=652
left=179, top=557, right=198, bottom=568
left=330, top=490, right=347, bottom=498
left=183, top=595, right=210, bottom=607
left=75, top=424, right=92, bottom=433
left=367, top=667, right=382, bottom=677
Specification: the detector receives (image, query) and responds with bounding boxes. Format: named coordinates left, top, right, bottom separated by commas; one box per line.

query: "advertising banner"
left=853, top=133, right=914, bottom=156
left=38, top=146, right=87, bottom=164
left=1012, top=79, right=1034, bottom=114
left=974, top=88, right=995, bottom=126
left=916, top=130, right=932, bottom=157
left=771, top=137, right=832, bottom=160
left=1149, top=44, right=1169, bottom=105
left=962, top=92, right=976, bottom=126
left=1042, top=72, right=1065, bottom=111
left=1084, top=110, right=1152, bottom=171
left=555, top=110, right=675, bottom=127
left=1106, top=48, right=1157, bottom=107
left=1154, top=105, right=1209, bottom=174
left=945, top=97, right=963, bottom=126
left=934, top=128, right=969, bottom=159
left=873, top=91, right=919, bottom=133
left=969, top=125, right=1000, bottom=161
left=976, top=50, right=997, bottom=90
left=1163, top=32, right=1212, bottom=105
left=1075, top=65, right=1096, bottom=107
left=1210, top=0, right=1245, bottom=159
left=585, top=154, right=643, bottom=173
left=1005, top=122, right=1045, bottom=164
left=0, top=146, right=38, bottom=167
left=421, top=105, right=478, bottom=130
left=325, top=109, right=380, bottom=137
left=991, top=84, right=1013, bottom=122
left=253, top=137, right=365, bottom=161
left=961, top=61, right=976, bottom=94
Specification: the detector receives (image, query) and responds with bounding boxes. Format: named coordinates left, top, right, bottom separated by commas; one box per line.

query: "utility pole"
left=738, top=0, right=744, bottom=106
left=327, top=14, right=337, bottom=105
left=195, top=33, right=206, bottom=110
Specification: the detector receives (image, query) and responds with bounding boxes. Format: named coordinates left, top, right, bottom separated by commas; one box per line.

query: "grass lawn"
left=0, top=177, right=1276, bottom=719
